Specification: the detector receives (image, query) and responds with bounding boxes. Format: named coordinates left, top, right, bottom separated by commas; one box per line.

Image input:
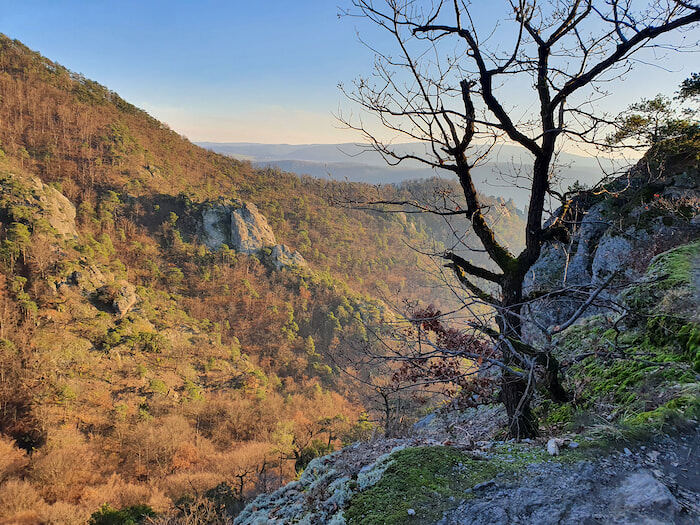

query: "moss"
left=622, top=389, right=700, bottom=435
left=544, top=403, right=575, bottom=426
left=622, top=241, right=699, bottom=312
left=344, top=444, right=569, bottom=525
left=573, top=345, right=691, bottom=413
left=554, top=241, right=699, bottom=434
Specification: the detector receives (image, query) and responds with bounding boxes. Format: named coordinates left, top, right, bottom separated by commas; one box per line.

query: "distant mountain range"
left=198, top=142, right=622, bottom=208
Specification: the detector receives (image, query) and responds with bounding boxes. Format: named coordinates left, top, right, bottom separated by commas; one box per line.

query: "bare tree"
left=339, top=0, right=700, bottom=437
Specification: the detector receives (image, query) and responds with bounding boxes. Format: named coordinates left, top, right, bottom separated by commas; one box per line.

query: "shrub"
left=0, top=435, right=29, bottom=481
left=88, top=503, right=155, bottom=525
left=0, top=479, right=47, bottom=520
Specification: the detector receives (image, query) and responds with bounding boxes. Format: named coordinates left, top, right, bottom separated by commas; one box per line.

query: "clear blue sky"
left=1, top=1, right=695, bottom=144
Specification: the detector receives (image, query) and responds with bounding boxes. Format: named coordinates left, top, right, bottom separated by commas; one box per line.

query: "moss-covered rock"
left=551, top=241, right=699, bottom=435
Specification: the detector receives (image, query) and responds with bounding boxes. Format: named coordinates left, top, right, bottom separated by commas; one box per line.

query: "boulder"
left=112, top=283, right=138, bottom=318
left=616, top=470, right=680, bottom=516
left=270, top=244, right=307, bottom=270
left=95, top=282, right=138, bottom=318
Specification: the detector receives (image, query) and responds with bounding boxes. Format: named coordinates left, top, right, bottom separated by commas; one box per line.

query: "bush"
left=89, top=503, right=156, bottom=525
left=0, top=479, right=47, bottom=520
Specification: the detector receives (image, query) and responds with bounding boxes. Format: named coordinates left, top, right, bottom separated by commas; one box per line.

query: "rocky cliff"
left=200, top=199, right=307, bottom=270
left=523, top=162, right=699, bottom=344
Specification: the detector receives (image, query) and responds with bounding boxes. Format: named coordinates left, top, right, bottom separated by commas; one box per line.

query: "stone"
left=413, top=412, right=437, bottom=430
left=113, top=283, right=138, bottom=318
left=270, top=243, right=307, bottom=270
left=230, top=202, right=277, bottom=254
left=616, top=470, right=679, bottom=514
left=1, top=174, right=78, bottom=238
left=202, top=206, right=230, bottom=251
left=201, top=199, right=277, bottom=253
left=95, top=282, right=138, bottom=318
left=28, top=176, right=78, bottom=237
left=407, top=508, right=416, bottom=516
left=547, top=438, right=560, bottom=456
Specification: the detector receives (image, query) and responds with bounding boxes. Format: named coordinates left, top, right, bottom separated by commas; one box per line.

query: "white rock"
left=202, top=200, right=277, bottom=253
left=407, top=509, right=416, bottom=516
left=230, top=202, right=277, bottom=254
left=547, top=438, right=560, bottom=456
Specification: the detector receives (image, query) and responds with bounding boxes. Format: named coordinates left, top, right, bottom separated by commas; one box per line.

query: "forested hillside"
left=0, top=34, right=525, bottom=522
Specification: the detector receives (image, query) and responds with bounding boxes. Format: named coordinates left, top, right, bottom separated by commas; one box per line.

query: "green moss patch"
left=623, top=389, right=700, bottom=434
left=344, top=445, right=561, bottom=525
left=622, top=240, right=699, bottom=313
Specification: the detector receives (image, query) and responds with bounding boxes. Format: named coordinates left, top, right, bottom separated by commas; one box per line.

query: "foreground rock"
left=235, top=430, right=699, bottom=525
left=440, top=433, right=697, bottom=525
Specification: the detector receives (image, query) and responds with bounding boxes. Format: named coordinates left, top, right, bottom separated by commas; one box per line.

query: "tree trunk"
left=499, top=276, right=539, bottom=439
left=501, top=370, right=538, bottom=438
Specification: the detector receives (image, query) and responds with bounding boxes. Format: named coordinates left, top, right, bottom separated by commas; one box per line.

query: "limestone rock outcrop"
left=522, top=164, right=700, bottom=344
left=202, top=200, right=276, bottom=253
left=1, top=173, right=78, bottom=238
left=270, top=243, right=307, bottom=270
left=31, top=177, right=78, bottom=237
left=200, top=199, right=307, bottom=270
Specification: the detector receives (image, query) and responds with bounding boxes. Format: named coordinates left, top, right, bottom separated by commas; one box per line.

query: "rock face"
left=200, top=199, right=307, bottom=270
left=522, top=165, right=700, bottom=344
left=0, top=173, right=78, bottom=238
left=111, top=283, right=138, bottom=318
left=29, top=177, right=78, bottom=237
left=95, top=282, right=139, bottom=318
left=230, top=202, right=277, bottom=254
left=202, top=200, right=276, bottom=253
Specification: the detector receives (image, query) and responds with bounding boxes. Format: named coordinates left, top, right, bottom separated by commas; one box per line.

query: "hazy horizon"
left=2, top=1, right=696, bottom=145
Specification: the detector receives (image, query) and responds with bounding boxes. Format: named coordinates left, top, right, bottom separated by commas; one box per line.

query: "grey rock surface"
left=112, top=282, right=138, bottom=318
left=522, top=169, right=700, bottom=345
left=440, top=432, right=699, bottom=525
left=200, top=200, right=307, bottom=270
left=28, top=176, right=78, bottom=237
left=230, top=201, right=277, bottom=254
left=269, top=243, right=307, bottom=270
left=201, top=200, right=276, bottom=253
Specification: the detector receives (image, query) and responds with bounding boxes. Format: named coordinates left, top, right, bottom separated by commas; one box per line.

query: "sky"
left=1, top=1, right=697, bottom=145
